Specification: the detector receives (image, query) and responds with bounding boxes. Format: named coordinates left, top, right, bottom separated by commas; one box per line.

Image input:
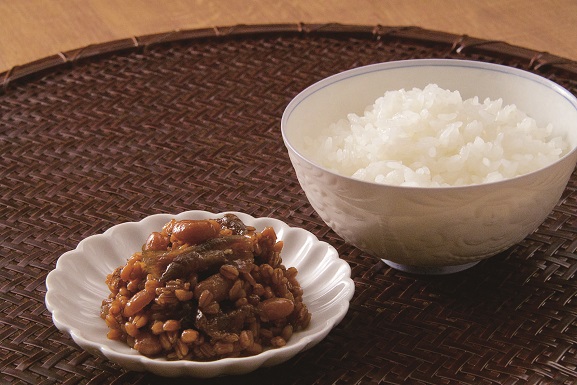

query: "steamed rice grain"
left=305, top=84, right=567, bottom=187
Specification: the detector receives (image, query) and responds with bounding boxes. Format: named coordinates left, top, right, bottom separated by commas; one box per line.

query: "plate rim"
left=45, top=210, right=355, bottom=377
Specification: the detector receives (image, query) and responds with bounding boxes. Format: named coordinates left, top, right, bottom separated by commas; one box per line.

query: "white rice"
left=304, top=84, right=568, bottom=187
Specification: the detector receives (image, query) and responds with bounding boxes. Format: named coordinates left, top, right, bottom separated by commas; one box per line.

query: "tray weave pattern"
left=2, top=24, right=577, bottom=384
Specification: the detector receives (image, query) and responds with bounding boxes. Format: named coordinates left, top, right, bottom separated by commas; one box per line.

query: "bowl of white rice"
left=281, top=59, right=577, bottom=274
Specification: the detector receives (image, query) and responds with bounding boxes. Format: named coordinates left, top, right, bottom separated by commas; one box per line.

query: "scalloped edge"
left=45, top=210, right=354, bottom=378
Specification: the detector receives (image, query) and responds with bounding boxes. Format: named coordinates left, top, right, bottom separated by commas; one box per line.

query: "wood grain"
left=1, top=0, right=576, bottom=73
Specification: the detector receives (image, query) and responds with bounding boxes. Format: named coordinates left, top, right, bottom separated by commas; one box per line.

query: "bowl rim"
left=281, top=58, right=577, bottom=191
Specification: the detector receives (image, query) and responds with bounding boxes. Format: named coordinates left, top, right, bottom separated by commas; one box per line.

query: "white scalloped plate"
left=45, top=210, right=354, bottom=378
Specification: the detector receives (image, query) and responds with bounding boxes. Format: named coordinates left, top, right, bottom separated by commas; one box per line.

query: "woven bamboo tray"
left=2, top=24, right=577, bottom=385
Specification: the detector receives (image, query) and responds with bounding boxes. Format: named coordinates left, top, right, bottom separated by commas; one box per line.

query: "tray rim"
left=1, top=23, right=576, bottom=94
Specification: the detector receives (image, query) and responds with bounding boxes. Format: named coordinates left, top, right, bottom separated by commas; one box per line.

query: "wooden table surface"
left=1, top=0, right=576, bottom=74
